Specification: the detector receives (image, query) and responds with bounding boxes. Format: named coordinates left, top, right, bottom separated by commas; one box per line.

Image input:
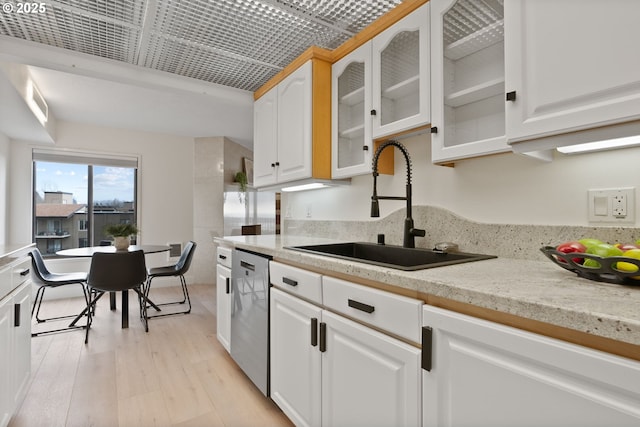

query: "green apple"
left=583, top=243, right=623, bottom=268
left=579, top=238, right=604, bottom=248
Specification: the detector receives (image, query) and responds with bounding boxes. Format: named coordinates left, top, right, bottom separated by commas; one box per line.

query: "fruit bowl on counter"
left=541, top=239, right=640, bottom=285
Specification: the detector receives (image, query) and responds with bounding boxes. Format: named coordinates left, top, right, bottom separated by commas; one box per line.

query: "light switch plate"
left=588, top=188, right=635, bottom=224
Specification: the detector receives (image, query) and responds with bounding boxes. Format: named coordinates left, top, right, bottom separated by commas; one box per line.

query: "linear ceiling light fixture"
left=26, top=79, right=48, bottom=125
left=556, top=135, right=640, bottom=154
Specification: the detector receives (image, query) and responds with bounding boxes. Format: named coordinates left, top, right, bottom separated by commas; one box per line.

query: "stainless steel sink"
left=286, top=242, right=496, bottom=271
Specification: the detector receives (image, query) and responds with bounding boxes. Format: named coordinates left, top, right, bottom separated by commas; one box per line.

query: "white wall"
left=0, top=132, right=8, bottom=244
left=283, top=133, right=640, bottom=227
left=9, top=120, right=195, bottom=270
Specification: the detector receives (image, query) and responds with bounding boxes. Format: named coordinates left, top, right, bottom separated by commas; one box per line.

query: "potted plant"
left=234, top=171, right=248, bottom=193
left=104, top=223, right=139, bottom=250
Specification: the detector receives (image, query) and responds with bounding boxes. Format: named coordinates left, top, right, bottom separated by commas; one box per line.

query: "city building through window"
left=32, top=150, right=138, bottom=256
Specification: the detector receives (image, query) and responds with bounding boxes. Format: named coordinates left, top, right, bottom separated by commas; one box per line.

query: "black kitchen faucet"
left=370, top=140, right=425, bottom=248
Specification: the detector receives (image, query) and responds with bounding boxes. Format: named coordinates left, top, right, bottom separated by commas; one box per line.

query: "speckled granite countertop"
left=214, top=235, right=640, bottom=351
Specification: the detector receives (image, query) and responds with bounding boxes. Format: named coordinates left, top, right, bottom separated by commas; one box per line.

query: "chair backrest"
left=87, top=250, right=147, bottom=292
left=29, top=248, right=52, bottom=285
left=174, top=241, right=197, bottom=275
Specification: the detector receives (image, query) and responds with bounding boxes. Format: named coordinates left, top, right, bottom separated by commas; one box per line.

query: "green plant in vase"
left=104, top=223, right=139, bottom=250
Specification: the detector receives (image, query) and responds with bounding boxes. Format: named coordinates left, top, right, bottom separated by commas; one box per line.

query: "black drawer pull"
left=348, top=299, right=375, bottom=314
left=20, top=268, right=30, bottom=276
left=506, top=91, right=517, bottom=102
left=310, top=317, right=318, bottom=347
left=218, top=254, right=227, bottom=260
left=282, top=277, right=298, bottom=287
left=240, top=260, right=255, bottom=271
left=430, top=126, right=438, bottom=134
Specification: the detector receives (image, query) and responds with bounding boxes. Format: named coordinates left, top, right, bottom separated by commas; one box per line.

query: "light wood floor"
left=10, top=284, right=293, bottom=427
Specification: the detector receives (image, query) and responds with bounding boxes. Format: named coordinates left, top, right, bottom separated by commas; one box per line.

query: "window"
left=33, top=150, right=138, bottom=256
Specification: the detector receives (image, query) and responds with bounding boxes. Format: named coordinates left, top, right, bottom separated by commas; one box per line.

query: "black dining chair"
left=144, top=241, right=197, bottom=319
left=84, top=250, right=149, bottom=343
left=29, top=248, right=90, bottom=337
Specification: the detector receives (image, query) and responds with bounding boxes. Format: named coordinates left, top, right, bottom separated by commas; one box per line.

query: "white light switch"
left=594, top=196, right=608, bottom=216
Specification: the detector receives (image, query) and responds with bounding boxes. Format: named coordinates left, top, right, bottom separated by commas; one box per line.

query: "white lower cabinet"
left=269, top=263, right=422, bottom=427
left=215, top=247, right=232, bottom=353
left=422, top=305, right=640, bottom=427
left=0, top=257, right=32, bottom=427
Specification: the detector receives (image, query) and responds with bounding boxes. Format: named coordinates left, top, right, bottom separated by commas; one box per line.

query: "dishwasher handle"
left=240, top=260, right=255, bottom=271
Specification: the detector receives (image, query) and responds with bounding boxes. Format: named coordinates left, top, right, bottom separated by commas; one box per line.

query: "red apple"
left=556, top=241, right=587, bottom=264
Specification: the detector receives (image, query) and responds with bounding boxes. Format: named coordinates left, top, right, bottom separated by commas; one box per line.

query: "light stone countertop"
left=214, top=235, right=640, bottom=349
left=0, top=243, right=35, bottom=268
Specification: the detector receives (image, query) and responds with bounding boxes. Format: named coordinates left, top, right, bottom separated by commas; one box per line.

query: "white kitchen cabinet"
left=422, top=305, right=640, bottom=427
left=269, top=262, right=422, bottom=427
left=372, top=2, right=430, bottom=140
left=321, top=310, right=421, bottom=427
left=253, top=58, right=332, bottom=188
left=216, top=247, right=232, bottom=353
left=0, top=257, right=32, bottom=427
left=505, top=0, right=640, bottom=153
left=430, top=0, right=510, bottom=164
left=270, top=288, right=322, bottom=427
left=332, top=43, right=373, bottom=179
left=331, top=3, right=430, bottom=178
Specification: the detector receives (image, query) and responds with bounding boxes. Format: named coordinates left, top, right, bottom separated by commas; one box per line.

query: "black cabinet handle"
left=225, top=277, right=230, bottom=294
left=506, top=91, right=517, bottom=102
left=310, top=318, right=318, bottom=347
left=370, top=109, right=377, bottom=116
left=363, top=145, right=369, bottom=151
left=271, top=163, right=276, bottom=168
left=218, top=254, right=227, bottom=260
left=240, top=261, right=255, bottom=271
left=275, top=161, right=280, bottom=166
left=430, top=126, right=438, bottom=134
left=348, top=299, right=375, bottom=314
left=422, top=326, right=433, bottom=372
left=282, top=277, right=298, bottom=287
left=14, top=303, right=21, bottom=328
left=19, top=268, right=30, bottom=276
left=319, top=322, right=327, bottom=352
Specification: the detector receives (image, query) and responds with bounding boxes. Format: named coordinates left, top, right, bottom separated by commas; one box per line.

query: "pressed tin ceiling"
left=0, top=0, right=404, bottom=92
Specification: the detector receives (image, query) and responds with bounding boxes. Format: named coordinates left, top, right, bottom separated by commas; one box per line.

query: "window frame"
left=32, top=148, right=141, bottom=255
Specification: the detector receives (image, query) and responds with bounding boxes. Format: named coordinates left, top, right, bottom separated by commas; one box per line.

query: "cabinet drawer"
left=322, top=276, right=422, bottom=343
left=0, top=266, right=10, bottom=300
left=12, top=258, right=31, bottom=287
left=270, top=261, right=322, bottom=305
left=216, top=246, right=232, bottom=268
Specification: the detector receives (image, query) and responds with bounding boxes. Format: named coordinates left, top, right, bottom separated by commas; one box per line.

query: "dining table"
left=57, top=244, right=170, bottom=329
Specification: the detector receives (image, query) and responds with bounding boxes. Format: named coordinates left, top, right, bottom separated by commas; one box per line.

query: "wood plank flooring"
left=10, top=285, right=293, bottom=427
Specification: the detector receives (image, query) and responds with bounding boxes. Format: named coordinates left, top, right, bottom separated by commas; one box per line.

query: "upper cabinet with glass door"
left=332, top=43, right=372, bottom=179
left=372, top=3, right=430, bottom=140
left=430, top=0, right=510, bottom=165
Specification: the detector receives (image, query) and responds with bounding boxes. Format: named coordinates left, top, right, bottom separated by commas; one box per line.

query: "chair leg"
left=85, top=291, right=105, bottom=344
left=145, top=275, right=192, bottom=319
left=134, top=287, right=150, bottom=332
left=31, top=283, right=91, bottom=337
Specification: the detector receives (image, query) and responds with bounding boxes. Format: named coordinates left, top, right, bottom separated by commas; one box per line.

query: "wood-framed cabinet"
left=331, top=2, right=430, bottom=178
left=504, top=0, right=640, bottom=153
left=253, top=53, right=331, bottom=188
left=430, top=0, right=510, bottom=164
left=422, top=305, right=640, bottom=427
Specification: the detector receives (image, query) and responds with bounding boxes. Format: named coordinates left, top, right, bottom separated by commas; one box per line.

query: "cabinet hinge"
left=421, top=326, right=432, bottom=372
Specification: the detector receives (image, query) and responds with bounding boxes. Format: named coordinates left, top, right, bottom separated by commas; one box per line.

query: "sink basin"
left=286, top=242, right=496, bottom=271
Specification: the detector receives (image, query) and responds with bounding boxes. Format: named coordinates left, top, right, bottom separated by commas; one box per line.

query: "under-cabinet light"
left=557, top=135, right=640, bottom=154
left=281, top=183, right=328, bottom=192
left=258, top=178, right=350, bottom=193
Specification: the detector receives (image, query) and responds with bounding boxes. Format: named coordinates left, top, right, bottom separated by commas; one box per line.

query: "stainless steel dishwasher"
left=230, top=248, right=271, bottom=396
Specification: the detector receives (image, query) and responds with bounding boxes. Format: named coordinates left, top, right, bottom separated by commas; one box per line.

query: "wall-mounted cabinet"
left=430, top=0, right=510, bottom=164
left=253, top=56, right=331, bottom=188
left=505, top=0, right=640, bottom=154
left=331, top=3, right=430, bottom=178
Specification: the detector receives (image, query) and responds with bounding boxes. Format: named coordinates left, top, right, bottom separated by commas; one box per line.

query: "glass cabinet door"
left=332, top=43, right=372, bottom=178
left=372, top=3, right=430, bottom=139
left=430, top=0, right=509, bottom=164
